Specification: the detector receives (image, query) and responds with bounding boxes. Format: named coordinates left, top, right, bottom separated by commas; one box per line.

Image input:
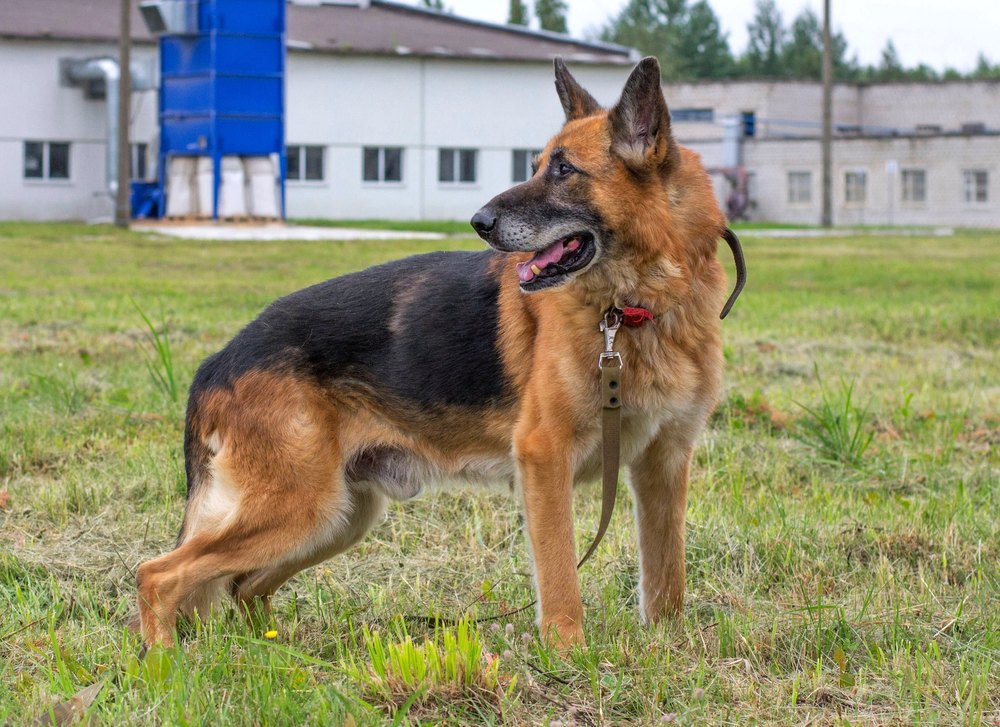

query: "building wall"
left=744, top=135, right=1000, bottom=227
left=0, top=40, right=158, bottom=221
left=284, top=53, right=631, bottom=220
left=3, top=36, right=999, bottom=228
left=666, top=79, right=1000, bottom=137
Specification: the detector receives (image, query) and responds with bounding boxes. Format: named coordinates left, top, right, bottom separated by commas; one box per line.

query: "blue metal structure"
left=152, top=0, right=286, bottom=219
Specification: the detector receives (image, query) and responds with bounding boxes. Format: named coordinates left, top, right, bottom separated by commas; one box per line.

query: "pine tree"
left=743, top=0, right=786, bottom=77
left=674, top=0, right=734, bottom=79
left=877, top=39, right=905, bottom=80
left=600, top=0, right=731, bottom=80
left=780, top=8, right=854, bottom=80
left=508, top=0, right=529, bottom=26
left=535, top=0, right=568, bottom=34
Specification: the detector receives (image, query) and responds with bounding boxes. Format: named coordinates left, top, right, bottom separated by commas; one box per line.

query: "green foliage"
left=793, top=365, right=874, bottom=468
left=507, top=0, right=528, bottom=26
left=132, top=299, right=179, bottom=403
left=598, top=0, right=994, bottom=82
left=743, top=0, right=786, bottom=77
left=534, top=0, right=568, bottom=34
left=600, top=0, right=733, bottom=80
left=779, top=8, right=856, bottom=81
left=971, top=52, right=1000, bottom=80
left=347, top=619, right=506, bottom=702
left=419, top=0, right=447, bottom=11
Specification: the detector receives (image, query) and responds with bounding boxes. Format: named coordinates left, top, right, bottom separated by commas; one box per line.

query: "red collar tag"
left=620, top=306, right=654, bottom=327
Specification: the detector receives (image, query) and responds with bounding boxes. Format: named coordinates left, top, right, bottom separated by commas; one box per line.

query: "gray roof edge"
left=369, top=0, right=638, bottom=60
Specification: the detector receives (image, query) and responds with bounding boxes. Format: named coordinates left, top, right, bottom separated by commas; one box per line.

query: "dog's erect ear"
left=554, top=58, right=601, bottom=122
left=608, top=57, right=678, bottom=173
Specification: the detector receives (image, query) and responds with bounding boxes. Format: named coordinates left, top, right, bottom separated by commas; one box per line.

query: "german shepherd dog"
left=137, top=57, right=740, bottom=648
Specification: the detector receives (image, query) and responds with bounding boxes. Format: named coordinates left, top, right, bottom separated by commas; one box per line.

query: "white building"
left=0, top=0, right=635, bottom=222
left=667, top=80, right=1000, bottom=227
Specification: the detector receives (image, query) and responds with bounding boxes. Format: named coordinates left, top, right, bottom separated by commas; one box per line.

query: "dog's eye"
left=556, top=162, right=574, bottom=177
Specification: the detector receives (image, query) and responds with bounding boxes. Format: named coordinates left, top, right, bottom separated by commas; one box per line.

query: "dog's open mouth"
left=516, top=233, right=596, bottom=290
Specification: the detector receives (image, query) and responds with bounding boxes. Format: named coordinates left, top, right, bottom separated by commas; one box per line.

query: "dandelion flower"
left=264, top=630, right=278, bottom=640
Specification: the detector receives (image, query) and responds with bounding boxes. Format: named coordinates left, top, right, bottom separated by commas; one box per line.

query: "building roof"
left=0, top=0, right=635, bottom=65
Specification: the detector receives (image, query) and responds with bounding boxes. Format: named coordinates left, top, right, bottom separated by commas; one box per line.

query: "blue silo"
left=141, top=0, right=286, bottom=219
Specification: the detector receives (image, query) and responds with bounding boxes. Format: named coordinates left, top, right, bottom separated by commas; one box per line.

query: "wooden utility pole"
left=115, top=0, right=132, bottom=228
left=821, top=0, right=833, bottom=227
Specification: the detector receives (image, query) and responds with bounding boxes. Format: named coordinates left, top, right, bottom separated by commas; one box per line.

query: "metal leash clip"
left=598, top=309, right=623, bottom=369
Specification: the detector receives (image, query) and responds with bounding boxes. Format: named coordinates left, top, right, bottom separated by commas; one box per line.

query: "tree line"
left=431, top=0, right=1000, bottom=83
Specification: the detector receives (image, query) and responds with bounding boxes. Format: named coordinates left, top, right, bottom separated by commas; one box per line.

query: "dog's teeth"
left=530, top=264, right=542, bottom=276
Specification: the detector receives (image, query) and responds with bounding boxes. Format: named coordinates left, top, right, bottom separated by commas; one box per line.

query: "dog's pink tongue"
left=516, top=239, right=576, bottom=282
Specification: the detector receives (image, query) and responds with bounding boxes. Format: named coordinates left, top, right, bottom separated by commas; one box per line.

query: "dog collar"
left=605, top=305, right=654, bottom=329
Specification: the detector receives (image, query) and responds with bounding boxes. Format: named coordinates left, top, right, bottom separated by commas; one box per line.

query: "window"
left=362, top=147, right=403, bottom=183
left=963, top=169, right=988, bottom=203
left=512, top=148, right=543, bottom=183
left=286, top=145, right=324, bottom=181
left=131, top=142, right=149, bottom=180
left=844, top=170, right=867, bottom=204
left=741, top=111, right=756, bottom=138
left=787, top=171, right=811, bottom=203
left=901, top=169, right=926, bottom=203
left=24, top=141, right=70, bottom=180
left=439, top=148, right=477, bottom=184
left=671, top=108, right=715, bottom=123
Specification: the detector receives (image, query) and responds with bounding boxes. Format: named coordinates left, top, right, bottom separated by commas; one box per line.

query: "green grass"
left=1, top=222, right=997, bottom=725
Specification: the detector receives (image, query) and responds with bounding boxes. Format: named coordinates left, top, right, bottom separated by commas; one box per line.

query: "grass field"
left=0, top=222, right=997, bottom=725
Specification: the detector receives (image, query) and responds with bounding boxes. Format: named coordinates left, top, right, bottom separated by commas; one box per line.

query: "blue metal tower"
left=144, top=0, right=286, bottom=219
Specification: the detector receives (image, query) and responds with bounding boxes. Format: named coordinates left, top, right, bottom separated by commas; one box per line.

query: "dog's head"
left=472, top=56, right=713, bottom=296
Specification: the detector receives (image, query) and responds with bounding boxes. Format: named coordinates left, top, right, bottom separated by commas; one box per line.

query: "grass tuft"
left=131, top=299, right=179, bottom=403
left=793, top=364, right=875, bottom=467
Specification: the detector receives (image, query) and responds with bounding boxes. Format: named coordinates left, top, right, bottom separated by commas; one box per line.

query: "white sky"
left=432, top=0, right=1000, bottom=73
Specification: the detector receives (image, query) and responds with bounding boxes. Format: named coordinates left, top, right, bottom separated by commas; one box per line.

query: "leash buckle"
left=599, top=310, right=621, bottom=353
left=599, top=309, right=623, bottom=369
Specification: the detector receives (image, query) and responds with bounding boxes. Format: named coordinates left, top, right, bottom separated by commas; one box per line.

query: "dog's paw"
left=540, top=617, right=585, bottom=652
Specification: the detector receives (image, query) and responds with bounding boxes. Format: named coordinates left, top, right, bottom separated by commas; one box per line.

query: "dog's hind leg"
left=137, top=373, right=354, bottom=647
left=230, top=483, right=387, bottom=614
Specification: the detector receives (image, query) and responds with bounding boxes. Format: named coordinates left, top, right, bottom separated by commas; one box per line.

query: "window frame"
left=439, top=148, right=478, bottom=185
left=285, top=144, right=326, bottom=183
left=362, top=146, right=404, bottom=184
left=844, top=169, right=867, bottom=205
left=131, top=142, right=149, bottom=180
left=962, top=169, right=988, bottom=204
left=23, top=140, right=72, bottom=182
left=671, top=107, right=715, bottom=123
left=901, top=168, right=927, bottom=204
left=786, top=170, right=812, bottom=204
left=511, top=148, right=543, bottom=183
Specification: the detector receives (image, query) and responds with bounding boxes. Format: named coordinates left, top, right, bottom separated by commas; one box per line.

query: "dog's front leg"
left=629, top=423, right=694, bottom=623
left=515, top=415, right=584, bottom=647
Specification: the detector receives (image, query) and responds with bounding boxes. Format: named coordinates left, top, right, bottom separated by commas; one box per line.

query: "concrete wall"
left=744, top=135, right=1000, bottom=227
left=284, top=53, right=631, bottom=220
left=665, top=79, right=1000, bottom=137
left=0, top=40, right=158, bottom=221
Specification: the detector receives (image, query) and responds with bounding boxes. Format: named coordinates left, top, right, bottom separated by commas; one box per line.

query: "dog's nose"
left=470, top=208, right=497, bottom=239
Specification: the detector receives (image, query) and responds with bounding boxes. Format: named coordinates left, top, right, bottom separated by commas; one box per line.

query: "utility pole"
left=821, top=0, right=833, bottom=227
left=115, top=0, right=132, bottom=228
